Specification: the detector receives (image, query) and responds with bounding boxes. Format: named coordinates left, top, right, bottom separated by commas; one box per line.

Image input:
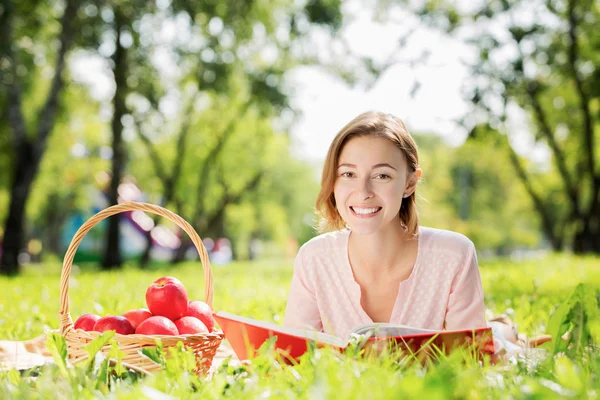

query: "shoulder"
left=298, top=229, right=349, bottom=258
left=294, top=230, right=349, bottom=275
left=418, top=226, right=476, bottom=258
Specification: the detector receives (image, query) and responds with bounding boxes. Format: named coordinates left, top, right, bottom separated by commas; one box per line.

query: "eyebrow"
left=337, top=163, right=397, bottom=171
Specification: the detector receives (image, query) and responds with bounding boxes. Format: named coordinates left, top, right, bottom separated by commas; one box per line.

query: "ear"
left=404, top=168, right=422, bottom=196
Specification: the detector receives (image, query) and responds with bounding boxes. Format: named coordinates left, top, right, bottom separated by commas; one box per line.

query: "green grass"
left=1, top=254, right=599, bottom=399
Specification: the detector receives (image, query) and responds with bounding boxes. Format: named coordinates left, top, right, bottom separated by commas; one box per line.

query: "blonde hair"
left=316, top=111, right=420, bottom=236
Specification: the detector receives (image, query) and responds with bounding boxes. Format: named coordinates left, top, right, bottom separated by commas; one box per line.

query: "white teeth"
left=352, top=207, right=380, bottom=215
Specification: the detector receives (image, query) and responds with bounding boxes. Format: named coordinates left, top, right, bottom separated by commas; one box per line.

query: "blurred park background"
left=1, top=0, right=599, bottom=276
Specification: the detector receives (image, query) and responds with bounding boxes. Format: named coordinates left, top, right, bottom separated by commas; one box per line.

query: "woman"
left=283, top=111, right=487, bottom=339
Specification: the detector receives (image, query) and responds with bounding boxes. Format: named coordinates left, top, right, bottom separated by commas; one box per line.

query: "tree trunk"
left=170, top=103, right=252, bottom=265
left=503, top=129, right=565, bottom=252
left=0, top=0, right=77, bottom=275
left=45, top=212, right=65, bottom=256
left=572, top=212, right=600, bottom=254
left=43, top=192, right=74, bottom=256
left=0, top=142, right=37, bottom=275
left=102, top=13, right=128, bottom=270
left=572, top=227, right=592, bottom=254
left=170, top=171, right=263, bottom=265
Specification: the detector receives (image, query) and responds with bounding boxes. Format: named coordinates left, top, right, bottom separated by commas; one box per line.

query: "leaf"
left=141, top=347, right=163, bottom=365
left=544, top=301, right=571, bottom=354
left=566, top=301, right=589, bottom=357
left=7, top=368, right=21, bottom=386
left=90, top=350, right=106, bottom=377
left=588, top=318, right=600, bottom=343
left=256, top=335, right=279, bottom=357
left=165, top=341, right=197, bottom=375
left=96, top=357, right=111, bottom=390
left=140, top=340, right=165, bottom=367
left=581, top=286, right=599, bottom=322
left=82, top=331, right=115, bottom=371
left=554, top=356, right=583, bottom=393
left=545, top=283, right=597, bottom=357
left=45, top=332, right=69, bottom=377
left=107, top=340, right=128, bottom=376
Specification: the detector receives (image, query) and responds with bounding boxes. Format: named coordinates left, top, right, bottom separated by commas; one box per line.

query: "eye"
left=374, top=173, right=391, bottom=180
left=340, top=171, right=354, bottom=178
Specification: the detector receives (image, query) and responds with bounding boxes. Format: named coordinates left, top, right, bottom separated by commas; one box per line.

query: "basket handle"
left=59, top=201, right=214, bottom=333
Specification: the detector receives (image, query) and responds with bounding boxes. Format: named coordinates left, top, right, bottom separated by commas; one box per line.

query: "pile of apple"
left=73, top=276, right=216, bottom=336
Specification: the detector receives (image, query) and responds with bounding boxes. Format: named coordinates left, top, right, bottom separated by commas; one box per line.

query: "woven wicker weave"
left=58, top=202, right=224, bottom=375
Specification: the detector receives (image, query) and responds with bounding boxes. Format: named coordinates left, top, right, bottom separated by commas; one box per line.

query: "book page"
left=214, top=311, right=347, bottom=348
left=350, top=323, right=439, bottom=338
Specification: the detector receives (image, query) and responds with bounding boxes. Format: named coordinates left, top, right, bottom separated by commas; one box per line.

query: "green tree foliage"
left=0, top=0, right=80, bottom=275
left=26, top=85, right=110, bottom=259
left=0, top=0, right=348, bottom=273
left=415, top=131, right=541, bottom=254
left=374, top=0, right=600, bottom=253
left=104, top=0, right=348, bottom=266
left=121, top=0, right=345, bottom=264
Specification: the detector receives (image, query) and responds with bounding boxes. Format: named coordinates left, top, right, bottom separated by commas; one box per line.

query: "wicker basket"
left=58, top=201, right=224, bottom=375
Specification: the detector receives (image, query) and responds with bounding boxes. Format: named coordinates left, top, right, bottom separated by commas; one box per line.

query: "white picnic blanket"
left=0, top=334, right=238, bottom=373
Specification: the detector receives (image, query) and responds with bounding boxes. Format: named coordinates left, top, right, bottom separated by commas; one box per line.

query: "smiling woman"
left=283, top=111, right=488, bottom=340
left=316, top=112, right=421, bottom=236
left=333, top=136, right=420, bottom=238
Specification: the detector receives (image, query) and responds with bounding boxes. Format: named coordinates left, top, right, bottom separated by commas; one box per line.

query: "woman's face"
left=333, top=135, right=416, bottom=235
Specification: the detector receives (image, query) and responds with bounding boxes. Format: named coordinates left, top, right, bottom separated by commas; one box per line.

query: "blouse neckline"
left=339, top=227, right=424, bottom=324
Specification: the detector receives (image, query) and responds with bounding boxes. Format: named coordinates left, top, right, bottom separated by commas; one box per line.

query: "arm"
left=444, top=242, right=487, bottom=330
left=283, top=246, right=323, bottom=332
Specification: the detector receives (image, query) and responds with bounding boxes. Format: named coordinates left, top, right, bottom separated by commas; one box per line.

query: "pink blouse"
left=283, top=227, right=487, bottom=339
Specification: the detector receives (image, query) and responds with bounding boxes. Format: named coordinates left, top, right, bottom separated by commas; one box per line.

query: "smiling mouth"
left=350, top=206, right=382, bottom=217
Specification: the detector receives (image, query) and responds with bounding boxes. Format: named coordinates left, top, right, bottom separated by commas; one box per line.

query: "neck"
left=348, top=220, right=413, bottom=275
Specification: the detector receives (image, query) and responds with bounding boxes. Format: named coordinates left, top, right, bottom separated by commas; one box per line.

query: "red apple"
left=74, top=314, right=101, bottom=331
left=93, top=316, right=135, bottom=335
left=174, top=316, right=208, bottom=335
left=145, top=276, right=188, bottom=321
left=185, top=300, right=215, bottom=332
left=135, top=316, right=179, bottom=335
left=123, top=308, right=152, bottom=330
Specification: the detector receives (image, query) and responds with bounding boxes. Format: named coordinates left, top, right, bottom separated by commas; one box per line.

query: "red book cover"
left=213, top=311, right=495, bottom=362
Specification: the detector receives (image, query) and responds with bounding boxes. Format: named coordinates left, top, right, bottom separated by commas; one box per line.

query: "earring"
left=403, top=194, right=409, bottom=198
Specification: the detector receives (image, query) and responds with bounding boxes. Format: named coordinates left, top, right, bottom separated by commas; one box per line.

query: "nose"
left=356, top=177, right=374, bottom=200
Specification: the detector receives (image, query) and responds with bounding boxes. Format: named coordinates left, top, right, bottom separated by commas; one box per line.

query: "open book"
left=213, top=311, right=494, bottom=361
